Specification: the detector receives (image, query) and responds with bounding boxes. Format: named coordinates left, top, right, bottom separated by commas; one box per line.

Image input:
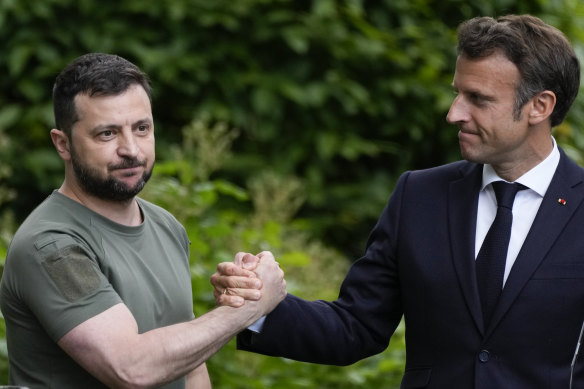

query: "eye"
left=98, top=129, right=115, bottom=139
left=468, top=92, right=489, bottom=106
left=135, top=124, right=150, bottom=136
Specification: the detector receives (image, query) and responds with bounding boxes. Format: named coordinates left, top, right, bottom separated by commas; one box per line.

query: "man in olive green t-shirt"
left=0, top=53, right=287, bottom=389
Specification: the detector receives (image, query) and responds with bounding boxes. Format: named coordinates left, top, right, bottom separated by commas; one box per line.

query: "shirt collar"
left=481, top=136, right=560, bottom=197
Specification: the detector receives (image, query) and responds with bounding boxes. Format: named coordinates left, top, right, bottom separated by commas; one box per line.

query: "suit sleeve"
left=237, top=172, right=411, bottom=365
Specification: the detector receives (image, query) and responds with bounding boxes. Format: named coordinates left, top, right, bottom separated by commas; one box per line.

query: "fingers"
left=211, top=251, right=284, bottom=311
left=210, top=268, right=262, bottom=292
left=211, top=260, right=263, bottom=307
left=213, top=292, right=245, bottom=308
left=212, top=282, right=262, bottom=307
left=235, top=252, right=260, bottom=271
left=213, top=286, right=262, bottom=307
left=233, top=252, right=245, bottom=267
left=227, top=252, right=260, bottom=277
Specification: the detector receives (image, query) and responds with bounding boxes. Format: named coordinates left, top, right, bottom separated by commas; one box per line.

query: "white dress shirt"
left=475, top=137, right=560, bottom=285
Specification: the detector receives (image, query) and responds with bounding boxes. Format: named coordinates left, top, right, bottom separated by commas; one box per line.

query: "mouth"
left=457, top=125, right=477, bottom=134
left=116, top=166, right=142, bottom=176
left=110, top=160, right=145, bottom=170
left=458, top=128, right=480, bottom=138
left=457, top=129, right=482, bottom=148
left=109, top=162, right=146, bottom=178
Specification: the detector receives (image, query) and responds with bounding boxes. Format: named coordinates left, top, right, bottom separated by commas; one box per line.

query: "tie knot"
left=491, top=181, right=524, bottom=210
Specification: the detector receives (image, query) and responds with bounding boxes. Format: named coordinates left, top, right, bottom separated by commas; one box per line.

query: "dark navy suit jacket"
left=238, top=149, right=584, bottom=388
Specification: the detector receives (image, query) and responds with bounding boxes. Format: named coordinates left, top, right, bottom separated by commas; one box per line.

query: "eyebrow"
left=451, top=83, right=496, bottom=101
left=133, top=118, right=153, bottom=127
left=89, top=123, right=119, bottom=136
left=90, top=118, right=153, bottom=134
left=468, top=90, right=496, bottom=101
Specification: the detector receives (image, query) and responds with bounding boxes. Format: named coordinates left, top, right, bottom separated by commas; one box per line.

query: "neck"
left=492, top=132, right=554, bottom=182
left=58, top=182, right=143, bottom=226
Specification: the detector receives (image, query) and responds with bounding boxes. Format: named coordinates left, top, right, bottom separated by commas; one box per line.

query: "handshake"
left=211, top=251, right=287, bottom=316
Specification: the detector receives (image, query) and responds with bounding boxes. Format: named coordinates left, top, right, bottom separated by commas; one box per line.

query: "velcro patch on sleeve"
left=42, top=245, right=102, bottom=302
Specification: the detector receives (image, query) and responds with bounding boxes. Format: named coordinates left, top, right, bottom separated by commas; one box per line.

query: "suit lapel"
left=487, top=150, right=584, bottom=336
left=449, top=163, right=484, bottom=333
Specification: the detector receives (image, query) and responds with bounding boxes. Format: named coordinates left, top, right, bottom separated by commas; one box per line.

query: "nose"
left=446, top=95, right=468, bottom=124
left=117, top=131, right=140, bottom=157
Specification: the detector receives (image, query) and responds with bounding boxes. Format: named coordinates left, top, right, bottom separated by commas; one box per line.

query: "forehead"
left=73, top=84, right=152, bottom=125
left=453, top=51, right=520, bottom=96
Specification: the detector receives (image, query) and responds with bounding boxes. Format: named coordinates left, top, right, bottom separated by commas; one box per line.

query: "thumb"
left=242, top=253, right=260, bottom=270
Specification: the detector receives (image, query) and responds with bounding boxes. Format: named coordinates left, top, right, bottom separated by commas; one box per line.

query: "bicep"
left=58, top=302, right=140, bottom=386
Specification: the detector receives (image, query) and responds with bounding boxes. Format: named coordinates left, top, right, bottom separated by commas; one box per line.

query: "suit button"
left=478, top=350, right=490, bottom=362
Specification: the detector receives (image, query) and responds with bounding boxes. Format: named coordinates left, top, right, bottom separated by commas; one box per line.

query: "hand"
left=252, top=251, right=287, bottom=315
left=211, top=252, right=262, bottom=308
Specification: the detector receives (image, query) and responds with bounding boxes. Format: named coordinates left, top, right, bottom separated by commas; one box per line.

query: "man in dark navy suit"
left=211, top=15, right=582, bottom=388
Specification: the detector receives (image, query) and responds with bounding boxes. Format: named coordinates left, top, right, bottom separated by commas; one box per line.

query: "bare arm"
left=58, top=255, right=285, bottom=389
left=186, top=363, right=211, bottom=389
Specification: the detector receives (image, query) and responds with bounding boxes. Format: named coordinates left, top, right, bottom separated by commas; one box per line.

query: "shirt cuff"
left=248, top=316, right=266, bottom=333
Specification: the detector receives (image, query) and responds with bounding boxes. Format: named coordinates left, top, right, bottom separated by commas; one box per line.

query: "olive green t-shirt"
left=0, top=191, right=194, bottom=388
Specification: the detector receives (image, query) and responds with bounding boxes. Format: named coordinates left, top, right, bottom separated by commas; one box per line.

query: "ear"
left=528, top=90, right=556, bottom=126
left=50, top=128, right=72, bottom=161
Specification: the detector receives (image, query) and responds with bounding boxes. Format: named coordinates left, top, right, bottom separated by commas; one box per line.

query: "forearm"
left=60, top=303, right=263, bottom=389
left=133, top=305, right=260, bottom=385
left=186, top=362, right=210, bottom=388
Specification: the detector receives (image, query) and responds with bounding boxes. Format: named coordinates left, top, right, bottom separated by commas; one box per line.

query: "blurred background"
left=0, top=0, right=583, bottom=387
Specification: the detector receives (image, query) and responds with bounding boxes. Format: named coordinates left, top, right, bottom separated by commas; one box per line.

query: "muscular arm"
left=58, top=256, right=285, bottom=388
left=186, top=363, right=211, bottom=389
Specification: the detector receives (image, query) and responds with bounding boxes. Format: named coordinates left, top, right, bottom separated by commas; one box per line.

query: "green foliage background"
left=0, top=0, right=582, bottom=387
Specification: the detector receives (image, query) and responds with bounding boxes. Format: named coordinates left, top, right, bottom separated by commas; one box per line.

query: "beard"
left=70, top=146, right=153, bottom=202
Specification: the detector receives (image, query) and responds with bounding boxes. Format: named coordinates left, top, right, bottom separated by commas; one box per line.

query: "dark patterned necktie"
left=476, top=181, right=525, bottom=327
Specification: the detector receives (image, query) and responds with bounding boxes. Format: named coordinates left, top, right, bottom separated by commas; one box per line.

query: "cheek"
left=143, top=139, right=155, bottom=159
left=475, top=112, right=507, bottom=139
left=85, top=145, right=119, bottom=167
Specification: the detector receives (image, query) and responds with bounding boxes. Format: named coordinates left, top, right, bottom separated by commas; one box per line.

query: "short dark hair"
left=456, top=15, right=580, bottom=127
left=53, top=53, right=151, bottom=137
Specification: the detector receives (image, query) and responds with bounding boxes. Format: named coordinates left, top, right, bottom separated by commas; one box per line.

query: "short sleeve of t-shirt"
left=6, top=231, right=122, bottom=341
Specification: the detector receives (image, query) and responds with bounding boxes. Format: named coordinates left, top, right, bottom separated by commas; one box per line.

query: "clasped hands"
left=210, top=251, right=287, bottom=314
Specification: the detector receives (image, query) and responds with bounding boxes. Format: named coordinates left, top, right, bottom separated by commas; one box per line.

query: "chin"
left=459, top=148, right=482, bottom=164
